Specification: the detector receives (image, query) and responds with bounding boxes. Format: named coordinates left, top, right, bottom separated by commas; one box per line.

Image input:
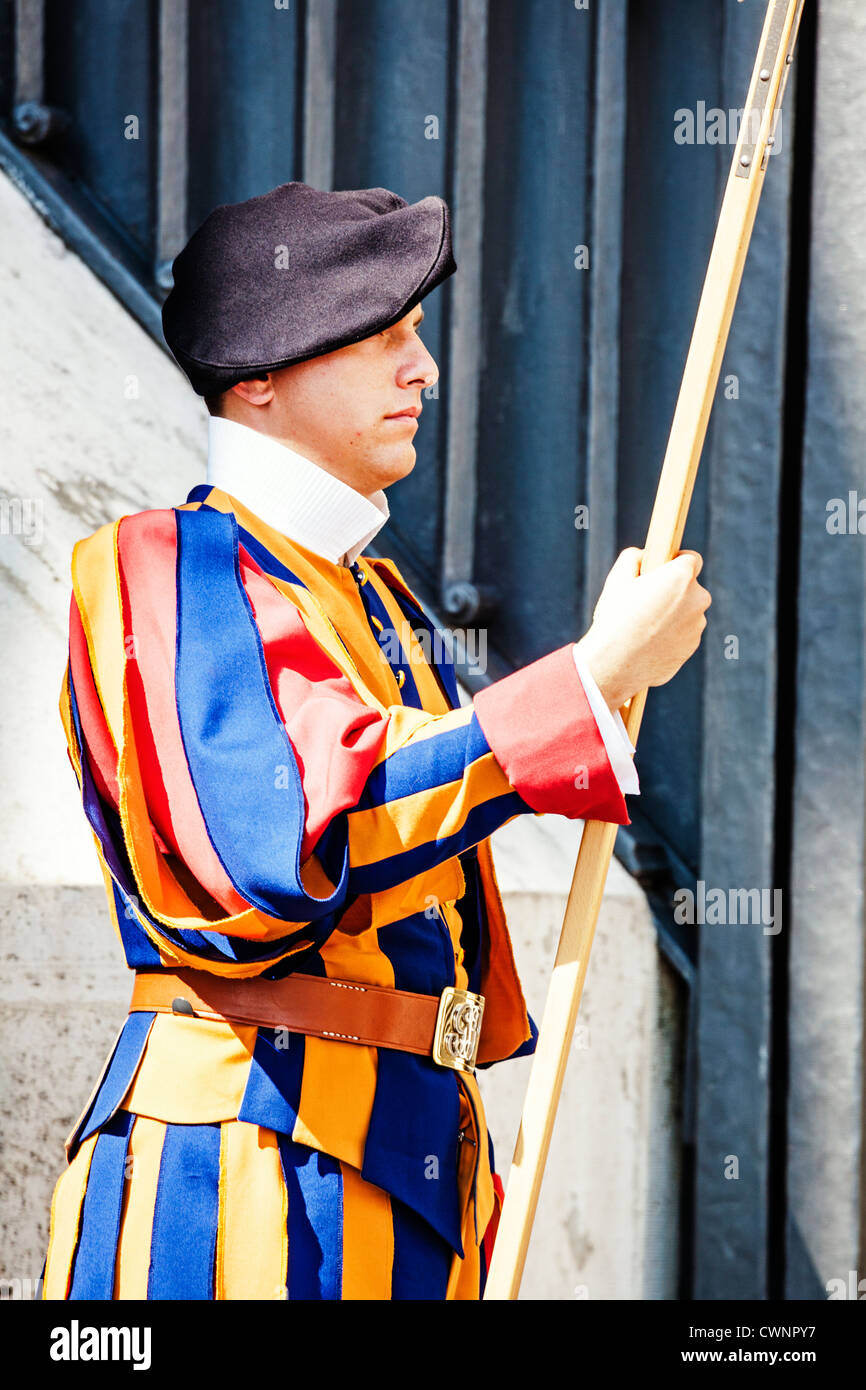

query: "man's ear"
left=229, top=375, right=275, bottom=406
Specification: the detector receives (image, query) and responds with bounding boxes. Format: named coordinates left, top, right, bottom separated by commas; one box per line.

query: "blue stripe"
left=238, top=1028, right=306, bottom=1134
left=235, top=524, right=308, bottom=590
left=349, top=561, right=423, bottom=710
left=69, top=676, right=187, bottom=958
left=355, top=711, right=493, bottom=810
left=68, top=1110, right=135, bottom=1300
left=110, top=878, right=162, bottom=967
left=391, top=1195, right=454, bottom=1300
left=186, top=488, right=308, bottom=589
left=68, top=674, right=145, bottom=915
left=348, top=790, right=531, bottom=895
left=376, top=910, right=455, bottom=995
left=186, top=484, right=215, bottom=506
left=363, top=911, right=463, bottom=1253
left=71, top=1011, right=155, bottom=1155
left=382, top=580, right=462, bottom=711
left=183, top=925, right=330, bottom=965
left=174, top=506, right=348, bottom=925
left=363, top=1050, right=463, bottom=1257
left=148, top=1123, right=221, bottom=1300
left=501, top=1010, right=539, bottom=1063
left=277, top=1138, right=343, bottom=1299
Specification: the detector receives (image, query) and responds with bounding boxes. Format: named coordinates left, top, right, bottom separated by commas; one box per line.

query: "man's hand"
left=576, top=547, right=712, bottom=713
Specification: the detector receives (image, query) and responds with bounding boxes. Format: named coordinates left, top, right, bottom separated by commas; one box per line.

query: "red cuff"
left=472, top=642, right=630, bottom=825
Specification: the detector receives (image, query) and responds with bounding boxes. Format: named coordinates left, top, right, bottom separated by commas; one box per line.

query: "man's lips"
left=384, top=405, right=422, bottom=420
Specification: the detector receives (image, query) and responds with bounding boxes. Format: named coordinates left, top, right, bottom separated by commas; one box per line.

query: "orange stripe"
left=42, top=1135, right=98, bottom=1300
left=339, top=1161, right=393, bottom=1299
left=121, top=1014, right=257, bottom=1124
left=374, top=701, right=474, bottom=761
left=439, top=899, right=470, bottom=992
left=58, top=663, right=82, bottom=781
left=347, top=747, right=516, bottom=866
left=368, top=855, right=465, bottom=931
left=113, top=1116, right=165, bottom=1299
left=293, top=924, right=384, bottom=1166
left=71, top=522, right=125, bottom=751
left=445, top=1076, right=490, bottom=1300
left=293, top=1036, right=376, bottom=1171
left=458, top=1072, right=496, bottom=1239
left=446, top=1223, right=481, bottom=1300
left=216, top=1122, right=287, bottom=1300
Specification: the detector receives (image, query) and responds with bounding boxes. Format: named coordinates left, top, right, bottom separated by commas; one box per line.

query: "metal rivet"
left=740, top=154, right=752, bottom=167
left=760, top=68, right=771, bottom=81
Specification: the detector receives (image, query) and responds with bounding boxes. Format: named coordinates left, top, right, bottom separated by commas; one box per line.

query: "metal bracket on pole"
left=736, top=0, right=806, bottom=178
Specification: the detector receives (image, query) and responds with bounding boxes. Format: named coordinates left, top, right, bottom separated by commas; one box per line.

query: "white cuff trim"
left=572, top=644, right=640, bottom=797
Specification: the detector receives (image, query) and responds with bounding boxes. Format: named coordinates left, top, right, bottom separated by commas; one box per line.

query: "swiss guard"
left=42, top=182, right=707, bottom=1300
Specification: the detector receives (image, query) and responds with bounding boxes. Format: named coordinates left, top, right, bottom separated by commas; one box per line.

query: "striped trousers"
left=43, top=1110, right=500, bottom=1300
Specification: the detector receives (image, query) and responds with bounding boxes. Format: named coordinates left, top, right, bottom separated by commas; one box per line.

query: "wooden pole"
left=484, top=0, right=807, bottom=1300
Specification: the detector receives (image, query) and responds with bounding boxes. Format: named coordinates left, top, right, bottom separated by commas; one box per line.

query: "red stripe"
left=115, top=511, right=248, bottom=912
left=238, top=549, right=389, bottom=862
left=473, top=642, right=630, bottom=824
left=482, top=1170, right=506, bottom=1272
left=68, top=593, right=119, bottom=808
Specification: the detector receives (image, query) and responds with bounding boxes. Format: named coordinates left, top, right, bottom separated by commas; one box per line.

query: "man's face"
left=225, top=306, right=439, bottom=497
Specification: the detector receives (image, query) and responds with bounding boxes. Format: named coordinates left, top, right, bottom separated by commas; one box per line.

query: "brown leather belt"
left=130, top=968, right=485, bottom=1073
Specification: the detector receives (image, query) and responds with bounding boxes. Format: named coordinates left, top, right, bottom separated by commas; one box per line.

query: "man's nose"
left=401, top=341, right=439, bottom=390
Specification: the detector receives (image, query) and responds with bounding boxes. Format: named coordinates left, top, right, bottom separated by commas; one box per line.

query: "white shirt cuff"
left=572, top=643, right=640, bottom=797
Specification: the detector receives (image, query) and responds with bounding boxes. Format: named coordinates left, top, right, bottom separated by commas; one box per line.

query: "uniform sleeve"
left=63, top=505, right=630, bottom=975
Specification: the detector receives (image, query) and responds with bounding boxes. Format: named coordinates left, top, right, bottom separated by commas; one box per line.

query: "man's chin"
left=378, top=444, right=417, bottom=486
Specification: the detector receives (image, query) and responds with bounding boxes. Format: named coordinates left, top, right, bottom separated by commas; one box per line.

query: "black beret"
left=161, top=181, right=455, bottom=396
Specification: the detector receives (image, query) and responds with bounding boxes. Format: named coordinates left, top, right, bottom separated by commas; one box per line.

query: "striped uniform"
left=43, top=483, right=629, bottom=1299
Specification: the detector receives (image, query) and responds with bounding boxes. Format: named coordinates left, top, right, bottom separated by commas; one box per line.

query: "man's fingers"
left=593, top=547, right=644, bottom=618
left=672, top=548, right=703, bottom=577
left=611, top=546, right=644, bottom=579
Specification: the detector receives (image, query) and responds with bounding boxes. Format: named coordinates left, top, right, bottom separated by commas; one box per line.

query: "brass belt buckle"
left=432, top=987, right=485, bottom=1072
